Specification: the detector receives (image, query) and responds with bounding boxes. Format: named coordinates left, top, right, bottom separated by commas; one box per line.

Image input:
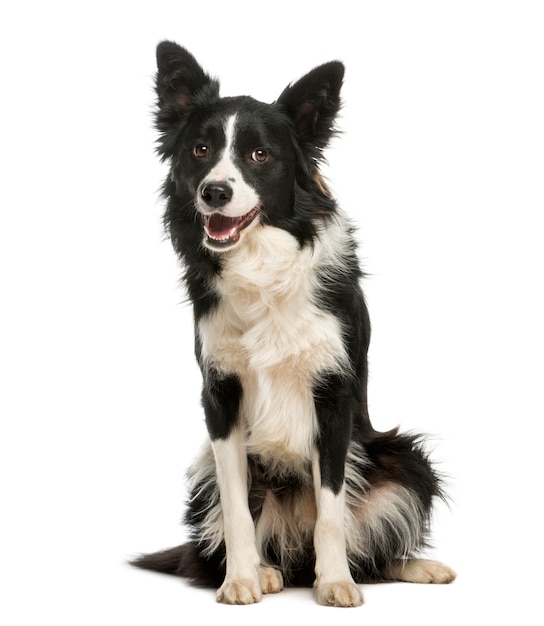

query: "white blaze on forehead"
left=224, top=114, right=237, bottom=169
left=207, top=115, right=238, bottom=182
left=200, top=114, right=260, bottom=217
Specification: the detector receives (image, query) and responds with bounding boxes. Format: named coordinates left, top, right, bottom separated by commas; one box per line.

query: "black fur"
left=132, top=42, right=449, bottom=597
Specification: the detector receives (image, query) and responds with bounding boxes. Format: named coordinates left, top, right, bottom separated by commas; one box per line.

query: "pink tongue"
left=208, top=214, right=239, bottom=239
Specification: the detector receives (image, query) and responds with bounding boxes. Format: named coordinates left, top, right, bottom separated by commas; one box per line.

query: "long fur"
left=131, top=42, right=455, bottom=605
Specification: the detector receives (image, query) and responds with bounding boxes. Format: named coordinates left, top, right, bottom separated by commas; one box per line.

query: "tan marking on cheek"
left=313, top=172, right=330, bottom=197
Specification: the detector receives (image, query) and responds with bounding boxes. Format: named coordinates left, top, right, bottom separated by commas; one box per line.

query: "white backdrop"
left=1, top=1, right=543, bottom=624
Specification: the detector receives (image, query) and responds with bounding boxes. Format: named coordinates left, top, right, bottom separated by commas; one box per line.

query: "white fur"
left=193, top=215, right=446, bottom=604
left=385, top=558, right=456, bottom=584
left=344, top=479, right=426, bottom=568
left=195, top=218, right=353, bottom=602
left=195, top=114, right=260, bottom=218
left=312, top=455, right=364, bottom=606
left=189, top=439, right=430, bottom=574
left=198, top=219, right=351, bottom=473
left=212, top=429, right=262, bottom=603
left=186, top=443, right=225, bottom=557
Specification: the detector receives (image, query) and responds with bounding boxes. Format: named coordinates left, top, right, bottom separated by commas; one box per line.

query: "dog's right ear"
left=155, top=42, right=219, bottom=155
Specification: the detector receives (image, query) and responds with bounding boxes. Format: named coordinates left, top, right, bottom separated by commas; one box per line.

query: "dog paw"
left=386, top=559, right=457, bottom=584
left=315, top=581, right=364, bottom=607
left=259, top=566, right=284, bottom=594
left=216, top=578, right=262, bottom=605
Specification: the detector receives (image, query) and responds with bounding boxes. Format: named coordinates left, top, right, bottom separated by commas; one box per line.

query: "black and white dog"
left=133, top=42, right=455, bottom=607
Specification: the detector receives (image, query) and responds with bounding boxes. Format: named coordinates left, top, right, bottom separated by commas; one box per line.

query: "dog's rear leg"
left=385, top=559, right=457, bottom=584
left=259, top=565, right=284, bottom=594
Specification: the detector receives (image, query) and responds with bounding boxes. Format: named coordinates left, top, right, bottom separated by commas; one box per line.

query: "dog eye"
left=193, top=145, right=210, bottom=158
left=251, top=149, right=268, bottom=163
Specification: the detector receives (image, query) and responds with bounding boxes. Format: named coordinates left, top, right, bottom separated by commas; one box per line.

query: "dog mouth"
left=203, top=205, right=261, bottom=249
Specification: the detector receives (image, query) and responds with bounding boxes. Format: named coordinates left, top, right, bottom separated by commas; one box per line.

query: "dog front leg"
left=312, top=462, right=363, bottom=607
left=313, top=375, right=363, bottom=607
left=212, top=429, right=261, bottom=604
left=201, top=371, right=261, bottom=604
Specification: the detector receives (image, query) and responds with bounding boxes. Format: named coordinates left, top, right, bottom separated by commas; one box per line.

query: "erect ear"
left=277, top=61, right=344, bottom=153
left=154, top=42, right=219, bottom=147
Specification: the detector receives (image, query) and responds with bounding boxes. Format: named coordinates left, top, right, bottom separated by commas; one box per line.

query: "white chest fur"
left=198, top=223, right=349, bottom=469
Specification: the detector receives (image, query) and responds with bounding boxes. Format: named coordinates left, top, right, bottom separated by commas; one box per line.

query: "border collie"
left=132, top=42, right=456, bottom=607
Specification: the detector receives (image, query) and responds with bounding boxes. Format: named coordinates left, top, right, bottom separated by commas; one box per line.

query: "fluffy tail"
left=130, top=542, right=225, bottom=588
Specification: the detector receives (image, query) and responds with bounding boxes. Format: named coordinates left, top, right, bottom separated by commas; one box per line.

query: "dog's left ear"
left=277, top=61, right=344, bottom=152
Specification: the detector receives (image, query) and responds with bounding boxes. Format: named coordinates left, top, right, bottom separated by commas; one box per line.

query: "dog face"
left=176, top=100, right=298, bottom=251
left=155, top=42, right=344, bottom=252
left=193, top=112, right=264, bottom=251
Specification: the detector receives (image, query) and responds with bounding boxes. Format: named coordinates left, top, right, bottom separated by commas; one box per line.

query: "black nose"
left=201, top=182, right=233, bottom=208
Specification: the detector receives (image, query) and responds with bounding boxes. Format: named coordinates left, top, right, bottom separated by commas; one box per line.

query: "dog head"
left=155, top=42, right=344, bottom=252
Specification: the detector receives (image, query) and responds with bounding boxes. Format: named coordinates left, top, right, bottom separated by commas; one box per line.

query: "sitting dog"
left=132, top=41, right=456, bottom=607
